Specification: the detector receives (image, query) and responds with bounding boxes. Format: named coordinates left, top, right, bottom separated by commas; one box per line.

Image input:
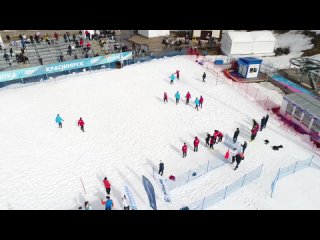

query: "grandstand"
left=0, top=30, right=123, bottom=71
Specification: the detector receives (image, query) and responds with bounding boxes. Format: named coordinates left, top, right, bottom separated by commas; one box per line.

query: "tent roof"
left=250, top=31, right=276, bottom=42
left=227, top=32, right=253, bottom=43
left=284, top=93, right=320, bottom=120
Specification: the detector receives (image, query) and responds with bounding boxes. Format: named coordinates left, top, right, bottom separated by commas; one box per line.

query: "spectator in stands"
left=74, top=54, right=78, bottom=59
left=30, top=35, right=34, bottom=44
left=66, top=32, right=70, bottom=41
left=9, top=48, right=13, bottom=57
left=22, top=34, right=27, bottom=41
left=23, top=55, right=29, bottom=64
left=79, top=38, right=84, bottom=48
left=86, top=42, right=91, bottom=50
left=44, top=33, right=49, bottom=43
left=19, top=34, right=23, bottom=40
left=34, top=34, right=40, bottom=44
left=72, top=33, right=76, bottom=42
left=60, top=55, right=64, bottom=62
left=6, top=35, right=10, bottom=42
left=85, top=30, right=90, bottom=40
left=79, top=30, right=83, bottom=37
left=21, top=48, right=25, bottom=55
left=3, top=52, right=9, bottom=62
left=54, top=32, right=59, bottom=41
left=85, top=52, right=89, bottom=58
left=63, top=33, right=67, bottom=43
left=75, top=40, right=80, bottom=48
left=0, top=45, right=2, bottom=52
left=50, top=39, right=55, bottom=45
left=39, top=57, right=43, bottom=65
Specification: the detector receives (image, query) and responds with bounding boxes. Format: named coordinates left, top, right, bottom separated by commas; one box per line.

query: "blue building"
left=237, top=57, right=262, bottom=79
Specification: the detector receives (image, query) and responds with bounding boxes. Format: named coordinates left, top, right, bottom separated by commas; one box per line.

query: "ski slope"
left=0, top=55, right=317, bottom=209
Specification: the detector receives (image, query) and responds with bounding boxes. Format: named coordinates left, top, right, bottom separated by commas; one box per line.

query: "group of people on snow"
left=163, top=91, right=204, bottom=111
left=55, top=114, right=85, bottom=132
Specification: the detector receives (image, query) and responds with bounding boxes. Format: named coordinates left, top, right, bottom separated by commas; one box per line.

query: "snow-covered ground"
left=0, top=55, right=318, bottom=210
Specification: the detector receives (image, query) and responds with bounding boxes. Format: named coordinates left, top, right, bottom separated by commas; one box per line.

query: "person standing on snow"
left=175, top=70, right=180, bottom=80
left=170, top=73, right=175, bottom=84
left=202, top=72, right=206, bottom=82
left=193, top=136, right=200, bottom=152
left=194, top=97, right=200, bottom=111
left=199, top=96, right=204, bottom=108
left=251, top=122, right=259, bottom=141
left=213, top=130, right=219, bottom=144
left=217, top=131, right=223, bottom=143
left=84, top=201, right=92, bottom=210
left=264, top=114, right=269, bottom=129
left=231, top=148, right=238, bottom=163
left=209, top=136, right=215, bottom=149
left=241, top=141, right=247, bottom=154
left=101, top=196, right=114, bottom=210
left=55, top=114, right=64, bottom=128
left=78, top=117, right=85, bottom=132
left=159, top=160, right=164, bottom=176
left=185, top=91, right=191, bottom=105
left=175, top=91, right=180, bottom=105
left=122, top=195, right=130, bottom=210
left=233, top=128, right=240, bottom=143
left=224, top=149, right=230, bottom=161
left=163, top=92, right=168, bottom=103
left=260, top=116, right=266, bottom=131
left=103, top=177, right=111, bottom=195
left=182, top=143, right=188, bottom=158
left=205, top=133, right=211, bottom=147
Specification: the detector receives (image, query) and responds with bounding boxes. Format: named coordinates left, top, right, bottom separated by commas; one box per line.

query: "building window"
left=311, top=119, right=320, bottom=133
left=285, top=103, right=294, bottom=114
left=301, top=113, right=312, bottom=127
left=293, top=107, right=303, bottom=120
left=250, top=68, right=257, bottom=73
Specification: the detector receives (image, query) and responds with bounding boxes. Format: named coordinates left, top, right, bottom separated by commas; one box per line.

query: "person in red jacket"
left=213, top=130, right=219, bottom=144
left=217, top=131, right=223, bottom=143
left=199, top=95, right=204, bottom=108
left=103, top=177, right=111, bottom=195
left=78, top=117, right=85, bottom=132
left=86, top=42, right=91, bottom=50
left=175, top=70, right=180, bottom=80
left=251, top=123, right=259, bottom=141
left=186, top=91, right=191, bottom=105
left=193, top=137, right=200, bottom=152
left=163, top=92, right=168, bottom=103
left=209, top=136, right=215, bottom=149
left=182, top=143, right=188, bottom=158
left=54, top=32, right=59, bottom=41
left=79, top=38, right=84, bottom=47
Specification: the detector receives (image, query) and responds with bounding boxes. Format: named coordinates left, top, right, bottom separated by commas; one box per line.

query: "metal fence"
left=271, top=155, right=320, bottom=197
left=166, top=159, right=227, bottom=190
left=188, top=164, right=263, bottom=210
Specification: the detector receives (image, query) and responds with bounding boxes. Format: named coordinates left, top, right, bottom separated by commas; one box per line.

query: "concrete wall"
left=138, top=30, right=170, bottom=38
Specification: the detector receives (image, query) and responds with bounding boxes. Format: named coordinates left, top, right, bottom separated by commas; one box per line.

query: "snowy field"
left=0, top=55, right=318, bottom=210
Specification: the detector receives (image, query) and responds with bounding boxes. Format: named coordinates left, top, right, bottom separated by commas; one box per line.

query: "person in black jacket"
left=202, top=72, right=206, bottom=82
left=205, top=133, right=211, bottom=147
left=233, top=128, right=240, bottom=143
left=264, top=114, right=269, bottom=129
left=232, top=153, right=244, bottom=170
left=159, top=160, right=164, bottom=176
left=241, top=141, right=247, bottom=154
left=260, top=116, right=266, bottom=131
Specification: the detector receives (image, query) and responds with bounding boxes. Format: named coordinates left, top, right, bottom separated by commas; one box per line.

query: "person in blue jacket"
left=194, top=97, right=200, bottom=111
left=55, top=114, right=64, bottom=128
left=170, top=74, right=175, bottom=84
left=175, top=91, right=180, bottom=105
left=101, top=196, right=114, bottom=210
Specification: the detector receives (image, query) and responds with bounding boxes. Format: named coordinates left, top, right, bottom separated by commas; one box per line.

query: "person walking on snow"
left=159, top=160, right=164, bottom=176
left=193, top=136, right=200, bottom=152
left=241, top=141, right=247, bottom=154
left=170, top=74, right=175, bottom=84
left=202, top=72, right=206, bottom=82
left=231, top=148, right=238, bottom=163
left=233, top=128, right=240, bottom=143
left=205, top=133, right=211, bottom=147
left=175, top=91, right=180, bottom=105
left=175, top=70, right=180, bottom=80
left=186, top=91, right=191, bottom=105
left=182, top=143, right=188, bottom=158
left=122, top=195, right=130, bottom=210
left=194, top=97, right=200, bottom=111
left=55, top=114, right=64, bottom=128
left=232, top=153, right=245, bottom=170
left=199, top=96, right=204, bottom=108
left=251, top=122, right=259, bottom=141
left=78, top=117, right=85, bottom=132
left=260, top=116, right=266, bottom=131
left=209, top=136, right=215, bottom=149
left=103, top=177, right=111, bottom=195
left=163, top=92, right=168, bottom=103
left=101, top=196, right=114, bottom=210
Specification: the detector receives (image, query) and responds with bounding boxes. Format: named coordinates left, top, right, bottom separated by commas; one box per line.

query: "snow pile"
left=311, top=30, right=320, bottom=35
